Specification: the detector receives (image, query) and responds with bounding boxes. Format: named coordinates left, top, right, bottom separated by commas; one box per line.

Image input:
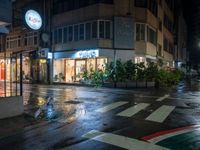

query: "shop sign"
left=25, top=9, right=42, bottom=30
left=47, top=52, right=53, bottom=59
left=74, top=49, right=99, bottom=59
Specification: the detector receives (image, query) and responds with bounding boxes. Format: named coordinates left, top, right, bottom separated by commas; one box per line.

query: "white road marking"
left=146, top=105, right=175, bottom=123
left=156, top=94, right=170, bottom=101
left=83, top=130, right=169, bottom=150
left=117, top=103, right=150, bottom=117
left=96, top=101, right=128, bottom=113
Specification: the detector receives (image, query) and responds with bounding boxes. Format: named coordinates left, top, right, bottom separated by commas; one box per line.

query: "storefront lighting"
left=74, top=49, right=99, bottom=59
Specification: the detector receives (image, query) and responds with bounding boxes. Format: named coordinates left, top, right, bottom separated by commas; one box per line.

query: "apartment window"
left=86, top=22, right=91, bottom=40
left=33, top=32, right=37, bottom=45
left=63, top=27, right=68, bottom=43
left=68, top=26, right=73, bottom=41
left=158, top=0, right=162, bottom=7
left=136, top=24, right=145, bottom=41
left=163, top=37, right=173, bottom=54
left=165, top=0, right=174, bottom=11
left=92, top=21, right=97, bottom=38
left=54, top=30, right=58, bottom=44
left=74, top=25, right=79, bottom=41
left=24, top=34, right=28, bottom=46
left=164, top=37, right=168, bottom=51
left=18, top=36, right=21, bottom=47
left=58, top=28, right=63, bottom=43
left=164, top=14, right=173, bottom=33
left=135, top=0, right=147, bottom=8
left=157, top=44, right=162, bottom=56
left=147, top=27, right=157, bottom=45
left=99, top=21, right=105, bottom=38
left=105, top=21, right=111, bottom=39
left=79, top=24, right=85, bottom=40
left=158, top=19, right=162, bottom=31
left=53, top=0, right=113, bottom=15
left=148, top=0, right=158, bottom=17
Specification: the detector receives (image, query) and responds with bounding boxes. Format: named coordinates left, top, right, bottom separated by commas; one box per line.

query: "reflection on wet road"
left=1, top=80, right=200, bottom=149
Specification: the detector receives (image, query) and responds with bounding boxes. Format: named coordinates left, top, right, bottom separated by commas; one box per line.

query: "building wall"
left=52, top=1, right=134, bottom=52
left=134, top=0, right=175, bottom=66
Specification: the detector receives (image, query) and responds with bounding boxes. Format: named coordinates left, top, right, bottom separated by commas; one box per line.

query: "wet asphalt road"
left=1, top=80, right=200, bottom=149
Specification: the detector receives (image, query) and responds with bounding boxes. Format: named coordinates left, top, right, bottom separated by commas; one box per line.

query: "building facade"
left=134, top=0, right=175, bottom=67
left=2, top=0, right=188, bottom=84
left=3, top=0, right=51, bottom=83
left=0, top=0, right=12, bottom=82
left=52, top=0, right=135, bottom=83
left=174, top=0, right=189, bottom=71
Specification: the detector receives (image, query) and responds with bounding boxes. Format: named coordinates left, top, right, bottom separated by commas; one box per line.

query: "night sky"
left=182, top=0, right=200, bottom=66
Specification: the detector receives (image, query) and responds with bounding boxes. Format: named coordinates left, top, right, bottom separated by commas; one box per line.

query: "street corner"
left=141, top=125, right=200, bottom=150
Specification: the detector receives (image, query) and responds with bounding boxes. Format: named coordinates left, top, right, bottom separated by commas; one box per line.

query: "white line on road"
left=117, top=103, right=150, bottom=117
left=83, top=130, right=169, bottom=150
left=156, top=94, right=170, bottom=101
left=96, top=101, right=128, bottom=113
left=146, top=105, right=175, bottom=123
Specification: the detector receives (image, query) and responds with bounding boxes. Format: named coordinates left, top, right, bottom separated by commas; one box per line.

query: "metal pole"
left=4, top=51, right=6, bottom=97
left=15, top=54, right=17, bottom=96
left=10, top=55, right=12, bottom=96
left=20, top=53, right=23, bottom=96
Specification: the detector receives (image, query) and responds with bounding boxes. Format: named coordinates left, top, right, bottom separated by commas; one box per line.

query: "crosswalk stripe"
left=82, top=130, right=169, bottom=150
left=96, top=101, right=128, bottom=113
left=156, top=94, right=170, bottom=101
left=146, top=105, right=175, bottom=123
left=117, top=103, right=150, bottom=117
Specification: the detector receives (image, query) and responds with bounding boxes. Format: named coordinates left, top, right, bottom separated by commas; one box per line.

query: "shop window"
left=87, top=59, right=96, bottom=72
left=65, top=59, right=75, bottom=82
left=76, top=60, right=86, bottom=81
left=97, top=58, right=107, bottom=70
left=92, top=21, right=97, bottom=39
left=79, top=24, right=85, bottom=40
left=63, top=27, right=68, bottom=43
left=74, top=25, right=79, bottom=41
left=86, top=22, right=91, bottom=40
left=68, top=26, right=73, bottom=41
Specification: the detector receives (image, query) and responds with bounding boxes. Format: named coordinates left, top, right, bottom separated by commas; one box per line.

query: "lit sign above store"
left=25, top=10, right=42, bottom=30
left=74, top=49, right=99, bottom=59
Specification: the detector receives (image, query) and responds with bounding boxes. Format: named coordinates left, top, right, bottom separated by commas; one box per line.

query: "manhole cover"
left=64, top=101, right=83, bottom=104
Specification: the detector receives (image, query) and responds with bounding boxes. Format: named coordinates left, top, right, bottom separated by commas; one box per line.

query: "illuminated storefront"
left=53, top=49, right=108, bottom=83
